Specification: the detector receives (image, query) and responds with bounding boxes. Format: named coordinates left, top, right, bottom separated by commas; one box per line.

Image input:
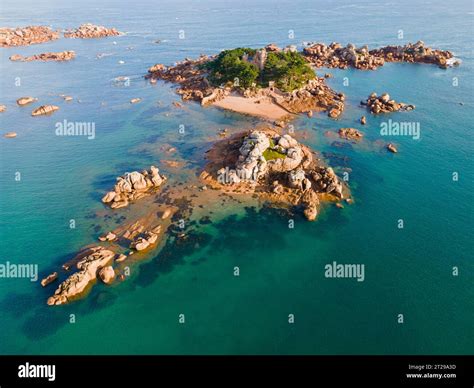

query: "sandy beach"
left=211, top=94, right=292, bottom=120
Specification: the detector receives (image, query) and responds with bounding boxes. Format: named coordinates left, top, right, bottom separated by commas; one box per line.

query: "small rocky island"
left=362, top=92, right=415, bottom=114
left=147, top=45, right=345, bottom=120
left=9, top=50, right=76, bottom=62
left=102, top=166, right=166, bottom=209
left=200, top=129, right=348, bottom=221
left=64, top=23, right=122, bottom=39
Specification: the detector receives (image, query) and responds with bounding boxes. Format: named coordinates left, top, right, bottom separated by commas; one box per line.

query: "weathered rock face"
left=338, top=127, right=363, bottom=141
left=102, top=166, right=166, bottom=209
left=47, top=247, right=115, bottom=306
left=10, top=51, right=75, bottom=62
left=31, top=105, right=59, bottom=116
left=64, top=24, right=121, bottom=39
left=17, top=97, right=38, bottom=106
left=98, top=266, right=115, bottom=284
left=205, top=129, right=346, bottom=221
left=303, top=41, right=459, bottom=70
left=362, top=92, right=415, bottom=114
left=0, top=26, right=59, bottom=47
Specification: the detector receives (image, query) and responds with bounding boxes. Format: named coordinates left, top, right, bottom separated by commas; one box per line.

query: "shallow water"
left=0, top=0, right=473, bottom=354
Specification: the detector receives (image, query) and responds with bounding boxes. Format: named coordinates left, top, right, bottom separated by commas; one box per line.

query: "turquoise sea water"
left=0, top=0, right=473, bottom=354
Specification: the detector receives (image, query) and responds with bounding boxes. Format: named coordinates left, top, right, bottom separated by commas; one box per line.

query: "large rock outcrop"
left=0, top=26, right=59, bottom=47
left=47, top=247, right=115, bottom=306
left=102, top=166, right=166, bottom=209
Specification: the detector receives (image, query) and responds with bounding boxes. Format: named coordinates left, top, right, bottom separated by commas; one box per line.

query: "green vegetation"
left=263, top=148, right=286, bottom=161
left=204, top=48, right=259, bottom=89
left=262, top=51, right=315, bottom=92
left=204, top=48, right=315, bottom=92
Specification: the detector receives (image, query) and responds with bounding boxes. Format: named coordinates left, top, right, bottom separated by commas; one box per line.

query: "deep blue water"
left=0, top=0, right=473, bottom=354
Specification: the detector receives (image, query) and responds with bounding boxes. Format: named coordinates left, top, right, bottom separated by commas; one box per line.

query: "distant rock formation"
left=17, top=97, right=37, bottom=106
left=0, top=26, right=59, bottom=47
left=9, top=51, right=75, bottom=62
left=102, top=166, right=166, bottom=209
left=64, top=23, right=121, bottom=39
left=31, top=105, right=59, bottom=116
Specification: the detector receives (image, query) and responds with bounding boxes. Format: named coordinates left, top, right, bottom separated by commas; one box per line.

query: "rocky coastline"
left=303, top=41, right=459, bottom=70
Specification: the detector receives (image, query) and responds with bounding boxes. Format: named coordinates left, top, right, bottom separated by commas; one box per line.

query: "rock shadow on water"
left=209, top=206, right=290, bottom=258
left=134, top=230, right=213, bottom=288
